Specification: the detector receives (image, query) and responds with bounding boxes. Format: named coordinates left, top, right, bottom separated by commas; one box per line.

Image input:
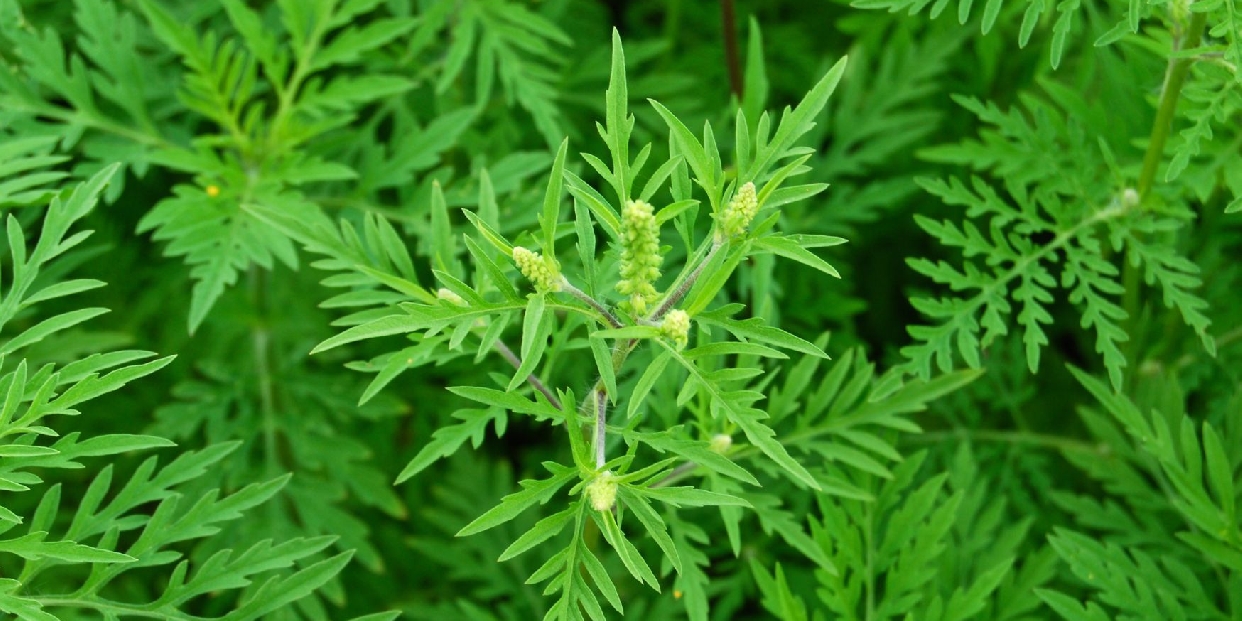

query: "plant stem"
left=651, top=240, right=723, bottom=321
left=593, top=389, right=608, bottom=467
left=1124, top=10, right=1207, bottom=383
left=579, top=239, right=724, bottom=467
left=561, top=279, right=624, bottom=328
left=720, top=0, right=743, bottom=99
left=33, top=598, right=187, bottom=620
left=1136, top=11, right=1209, bottom=199
left=649, top=461, right=701, bottom=488
left=492, top=340, right=563, bottom=410
left=248, top=267, right=285, bottom=535
left=249, top=269, right=281, bottom=482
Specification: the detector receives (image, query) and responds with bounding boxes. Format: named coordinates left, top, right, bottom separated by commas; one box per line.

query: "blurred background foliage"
left=1, top=0, right=1240, bottom=618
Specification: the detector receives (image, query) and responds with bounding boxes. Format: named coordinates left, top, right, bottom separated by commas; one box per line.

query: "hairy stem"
left=580, top=238, right=725, bottom=467
left=561, top=279, right=624, bottom=328
left=593, top=389, right=608, bottom=467
left=492, top=340, right=564, bottom=410
left=649, top=461, right=701, bottom=488
left=651, top=240, right=723, bottom=321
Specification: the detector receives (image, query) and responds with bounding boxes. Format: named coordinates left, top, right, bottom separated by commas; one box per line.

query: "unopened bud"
left=586, top=471, right=618, bottom=511
left=661, top=309, right=690, bottom=350
left=709, top=434, right=733, bottom=454
left=718, top=182, right=759, bottom=239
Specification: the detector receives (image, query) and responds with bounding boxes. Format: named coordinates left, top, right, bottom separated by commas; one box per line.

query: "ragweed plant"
left=250, top=31, right=896, bottom=618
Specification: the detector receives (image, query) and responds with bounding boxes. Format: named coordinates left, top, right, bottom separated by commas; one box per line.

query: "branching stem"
left=651, top=240, right=723, bottom=322
left=578, top=237, right=724, bottom=467
left=492, top=340, right=563, bottom=410
left=560, top=279, right=624, bottom=328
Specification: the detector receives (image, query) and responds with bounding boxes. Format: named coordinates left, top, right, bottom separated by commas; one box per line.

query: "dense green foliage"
left=0, top=0, right=1239, bottom=619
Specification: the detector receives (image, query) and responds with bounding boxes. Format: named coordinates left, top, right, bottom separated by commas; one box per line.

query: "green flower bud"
left=586, top=470, right=618, bottom=512
left=718, top=181, right=759, bottom=239
left=616, top=199, right=663, bottom=314
left=661, top=309, right=690, bottom=350
left=513, top=246, right=563, bottom=293
left=709, top=433, right=733, bottom=454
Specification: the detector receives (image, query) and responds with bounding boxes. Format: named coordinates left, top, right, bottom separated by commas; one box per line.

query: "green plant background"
left=0, top=0, right=1239, bottom=619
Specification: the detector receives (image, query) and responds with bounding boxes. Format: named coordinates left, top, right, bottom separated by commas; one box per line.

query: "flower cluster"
left=586, top=470, right=618, bottom=511
left=718, top=181, right=759, bottom=239
left=616, top=199, right=662, bottom=314
left=512, top=246, right=563, bottom=293
left=660, top=309, right=691, bottom=350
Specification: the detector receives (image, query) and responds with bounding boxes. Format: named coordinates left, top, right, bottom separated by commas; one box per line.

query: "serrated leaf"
left=458, top=465, right=577, bottom=537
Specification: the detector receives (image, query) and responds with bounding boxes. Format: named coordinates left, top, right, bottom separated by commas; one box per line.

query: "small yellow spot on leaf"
left=206, top=185, right=220, bottom=197
left=674, top=590, right=683, bottom=599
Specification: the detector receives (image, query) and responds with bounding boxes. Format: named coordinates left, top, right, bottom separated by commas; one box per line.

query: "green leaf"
left=664, top=344, right=820, bottom=489
left=542, top=139, right=569, bottom=252
left=649, top=100, right=714, bottom=202
left=447, top=386, right=559, bottom=419
left=311, top=313, right=425, bottom=354
left=641, top=486, right=751, bottom=508
left=744, top=56, right=847, bottom=181
left=696, top=305, right=828, bottom=358
left=617, top=488, right=681, bottom=573
left=753, top=234, right=842, bottom=278
left=590, top=326, right=662, bottom=341
left=627, top=351, right=672, bottom=418
left=462, top=209, right=516, bottom=257
left=630, top=429, right=759, bottom=485
left=457, top=465, right=577, bottom=537
left=510, top=294, right=552, bottom=392
left=589, top=337, right=617, bottom=404
left=594, top=508, right=660, bottom=590
left=0, top=308, right=108, bottom=358
left=498, top=506, right=575, bottom=562
left=394, top=409, right=500, bottom=484
left=0, top=533, right=134, bottom=563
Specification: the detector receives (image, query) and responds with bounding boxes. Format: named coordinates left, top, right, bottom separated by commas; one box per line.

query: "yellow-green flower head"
left=512, top=246, right=563, bottom=293
left=586, top=470, right=618, bottom=511
left=616, top=199, right=663, bottom=314
left=709, top=433, right=733, bottom=454
left=661, top=309, right=690, bottom=350
left=436, top=288, right=466, bottom=306
left=719, top=181, right=759, bottom=239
